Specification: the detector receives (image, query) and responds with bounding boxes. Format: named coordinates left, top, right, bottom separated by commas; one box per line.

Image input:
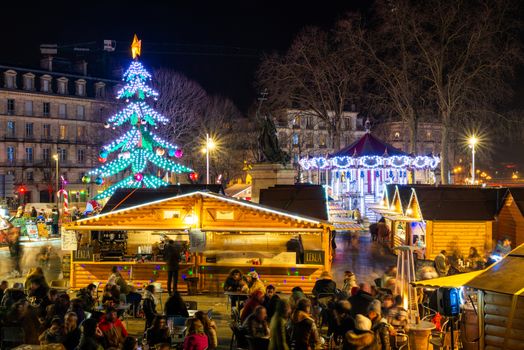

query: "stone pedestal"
left=249, top=163, right=295, bottom=203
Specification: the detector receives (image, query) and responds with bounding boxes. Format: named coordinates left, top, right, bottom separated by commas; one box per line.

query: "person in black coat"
left=312, top=271, right=337, bottom=297
left=163, top=240, right=181, bottom=295
left=145, top=316, right=170, bottom=348
left=164, top=291, right=189, bottom=317
left=142, top=284, right=157, bottom=331
left=348, top=283, right=375, bottom=318
left=263, top=284, right=280, bottom=320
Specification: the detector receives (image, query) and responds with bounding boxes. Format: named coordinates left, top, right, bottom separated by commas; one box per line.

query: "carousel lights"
left=299, top=154, right=440, bottom=170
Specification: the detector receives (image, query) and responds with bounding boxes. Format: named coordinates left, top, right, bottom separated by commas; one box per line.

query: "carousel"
left=299, top=124, right=440, bottom=220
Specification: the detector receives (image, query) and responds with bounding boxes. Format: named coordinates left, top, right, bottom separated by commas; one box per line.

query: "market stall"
left=65, top=190, right=332, bottom=294
left=372, top=184, right=505, bottom=259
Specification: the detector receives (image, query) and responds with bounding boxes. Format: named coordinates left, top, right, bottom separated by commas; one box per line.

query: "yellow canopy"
left=411, top=270, right=485, bottom=289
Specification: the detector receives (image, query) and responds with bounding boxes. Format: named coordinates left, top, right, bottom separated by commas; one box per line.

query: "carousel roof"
left=330, top=132, right=408, bottom=158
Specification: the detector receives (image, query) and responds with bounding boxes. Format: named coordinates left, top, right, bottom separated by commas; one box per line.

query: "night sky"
left=1, top=0, right=369, bottom=112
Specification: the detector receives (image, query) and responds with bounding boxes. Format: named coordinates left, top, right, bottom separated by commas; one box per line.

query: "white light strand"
left=299, top=155, right=440, bottom=170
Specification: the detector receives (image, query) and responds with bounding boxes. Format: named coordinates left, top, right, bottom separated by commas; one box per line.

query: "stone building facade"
left=0, top=65, right=117, bottom=205
left=273, top=108, right=364, bottom=181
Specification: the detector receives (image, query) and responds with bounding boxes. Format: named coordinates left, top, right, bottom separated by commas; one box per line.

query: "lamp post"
left=468, top=136, right=478, bottom=185
left=53, top=154, right=59, bottom=208
left=204, top=134, right=215, bottom=184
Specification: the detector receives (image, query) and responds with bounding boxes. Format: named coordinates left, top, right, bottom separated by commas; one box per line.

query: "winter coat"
left=240, top=297, right=262, bottom=323
left=145, top=327, right=170, bottom=347
left=269, top=315, right=289, bottom=350
left=63, top=327, right=81, bottom=350
left=164, top=242, right=181, bottom=271
left=372, top=320, right=391, bottom=350
left=348, top=291, right=374, bottom=318
left=224, top=277, right=243, bottom=292
left=248, top=279, right=266, bottom=295
left=289, top=310, right=322, bottom=350
left=243, top=313, right=270, bottom=338
left=344, top=330, right=380, bottom=350
left=97, top=315, right=128, bottom=348
left=183, top=333, right=208, bottom=350
left=75, top=335, right=103, bottom=350
left=264, top=294, right=280, bottom=320
left=312, top=278, right=337, bottom=297
left=141, top=290, right=157, bottom=320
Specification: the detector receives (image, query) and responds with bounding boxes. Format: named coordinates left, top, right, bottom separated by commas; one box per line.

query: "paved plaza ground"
left=0, top=229, right=397, bottom=348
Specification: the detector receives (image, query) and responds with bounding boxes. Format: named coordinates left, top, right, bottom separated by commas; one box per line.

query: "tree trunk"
left=440, top=122, right=450, bottom=184
left=408, top=114, right=418, bottom=183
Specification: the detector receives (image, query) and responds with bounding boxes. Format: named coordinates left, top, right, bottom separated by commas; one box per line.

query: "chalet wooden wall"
left=483, top=292, right=524, bottom=350
left=427, top=221, right=492, bottom=259
left=495, top=196, right=524, bottom=246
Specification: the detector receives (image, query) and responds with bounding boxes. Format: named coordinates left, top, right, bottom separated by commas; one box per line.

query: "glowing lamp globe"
left=98, top=157, right=107, bottom=163
left=134, top=173, right=144, bottom=182
left=104, top=122, right=110, bottom=129
left=95, top=176, right=104, bottom=185
left=99, top=150, right=109, bottom=158
left=81, top=175, right=91, bottom=184
left=156, top=148, right=165, bottom=156
left=189, top=172, right=198, bottom=181
left=168, top=149, right=176, bottom=157
left=175, top=149, right=183, bottom=158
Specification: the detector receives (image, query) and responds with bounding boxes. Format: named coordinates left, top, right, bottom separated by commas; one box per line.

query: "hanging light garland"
left=299, top=154, right=440, bottom=170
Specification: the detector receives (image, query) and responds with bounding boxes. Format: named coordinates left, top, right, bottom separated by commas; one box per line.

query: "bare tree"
left=257, top=27, right=361, bottom=150
left=152, top=68, right=208, bottom=148
left=403, top=0, right=522, bottom=183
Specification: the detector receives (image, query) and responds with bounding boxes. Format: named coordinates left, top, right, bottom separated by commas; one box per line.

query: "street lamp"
left=203, top=134, right=216, bottom=184
left=53, top=154, right=59, bottom=208
left=468, top=136, right=478, bottom=184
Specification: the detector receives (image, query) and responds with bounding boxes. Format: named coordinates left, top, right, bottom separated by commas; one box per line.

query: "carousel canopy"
left=299, top=132, right=440, bottom=170
left=331, top=132, right=407, bottom=158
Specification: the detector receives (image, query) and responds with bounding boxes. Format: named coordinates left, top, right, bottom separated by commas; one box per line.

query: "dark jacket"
left=372, top=320, right=391, bottom=350
left=145, top=327, right=170, bottom=347
left=263, top=294, right=280, bottom=320
left=142, top=291, right=157, bottom=320
left=312, top=279, right=337, bottom=297
left=75, top=335, right=103, bottom=350
left=163, top=242, right=181, bottom=270
left=348, top=291, right=374, bottom=318
left=344, top=330, right=380, bottom=350
left=164, top=296, right=189, bottom=317
left=224, top=277, right=243, bottom=292
left=289, top=310, right=322, bottom=350
left=63, top=327, right=81, bottom=350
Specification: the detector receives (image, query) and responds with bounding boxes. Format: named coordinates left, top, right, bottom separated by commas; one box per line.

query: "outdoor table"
left=224, top=291, right=248, bottom=310
left=408, top=320, right=436, bottom=349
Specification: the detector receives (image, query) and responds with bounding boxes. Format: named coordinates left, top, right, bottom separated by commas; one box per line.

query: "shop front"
left=65, top=190, right=332, bottom=294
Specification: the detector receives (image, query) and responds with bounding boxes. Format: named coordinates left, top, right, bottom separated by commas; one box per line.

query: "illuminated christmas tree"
left=85, top=35, right=192, bottom=200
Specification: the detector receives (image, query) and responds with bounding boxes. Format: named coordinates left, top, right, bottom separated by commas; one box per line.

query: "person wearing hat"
left=244, top=270, right=266, bottom=296
left=344, top=314, right=379, bottom=350
left=312, top=270, right=337, bottom=298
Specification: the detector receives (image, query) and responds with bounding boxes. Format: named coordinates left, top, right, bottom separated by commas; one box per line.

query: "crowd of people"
left=224, top=267, right=416, bottom=350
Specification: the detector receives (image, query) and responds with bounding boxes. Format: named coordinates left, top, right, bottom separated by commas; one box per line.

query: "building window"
left=4, top=70, right=16, bottom=89
left=75, top=79, right=86, bottom=96
left=7, top=121, right=15, bottom=137
left=305, top=116, right=314, bottom=129
left=58, top=148, right=67, bottom=162
left=58, top=104, right=67, bottom=118
left=95, top=82, right=106, bottom=98
left=7, top=99, right=15, bottom=115
left=43, top=170, right=50, bottom=181
left=23, top=73, right=35, bottom=91
left=7, top=147, right=15, bottom=162
left=57, top=77, right=68, bottom=94
left=26, top=171, right=33, bottom=181
left=76, top=105, right=85, bottom=119
left=76, top=126, right=85, bottom=140
left=25, top=147, right=33, bottom=162
left=319, top=134, right=326, bottom=147
left=24, top=101, right=33, bottom=116
left=43, top=102, right=51, bottom=117
left=42, top=124, right=51, bottom=139
left=41, top=76, right=51, bottom=92
left=77, top=149, right=85, bottom=163
left=42, top=148, right=50, bottom=161
left=292, top=133, right=299, bottom=145
left=25, top=123, right=34, bottom=138
left=59, top=125, right=67, bottom=140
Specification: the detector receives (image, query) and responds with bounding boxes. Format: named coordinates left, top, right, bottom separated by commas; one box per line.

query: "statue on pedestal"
left=258, top=116, right=290, bottom=164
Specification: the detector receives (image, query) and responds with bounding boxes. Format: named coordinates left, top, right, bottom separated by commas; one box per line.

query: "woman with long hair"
left=145, top=315, right=170, bottom=348
left=183, top=318, right=208, bottom=350
left=289, top=298, right=323, bottom=350
left=269, top=299, right=290, bottom=350
left=194, top=310, right=218, bottom=349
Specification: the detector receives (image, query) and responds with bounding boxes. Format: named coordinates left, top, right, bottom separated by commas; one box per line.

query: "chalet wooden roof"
left=507, top=188, right=524, bottom=216
left=330, top=132, right=408, bottom=158
left=68, top=190, right=330, bottom=231
left=259, top=184, right=328, bottom=221
left=465, top=243, right=524, bottom=295
left=400, top=185, right=507, bottom=221
left=100, top=185, right=224, bottom=214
